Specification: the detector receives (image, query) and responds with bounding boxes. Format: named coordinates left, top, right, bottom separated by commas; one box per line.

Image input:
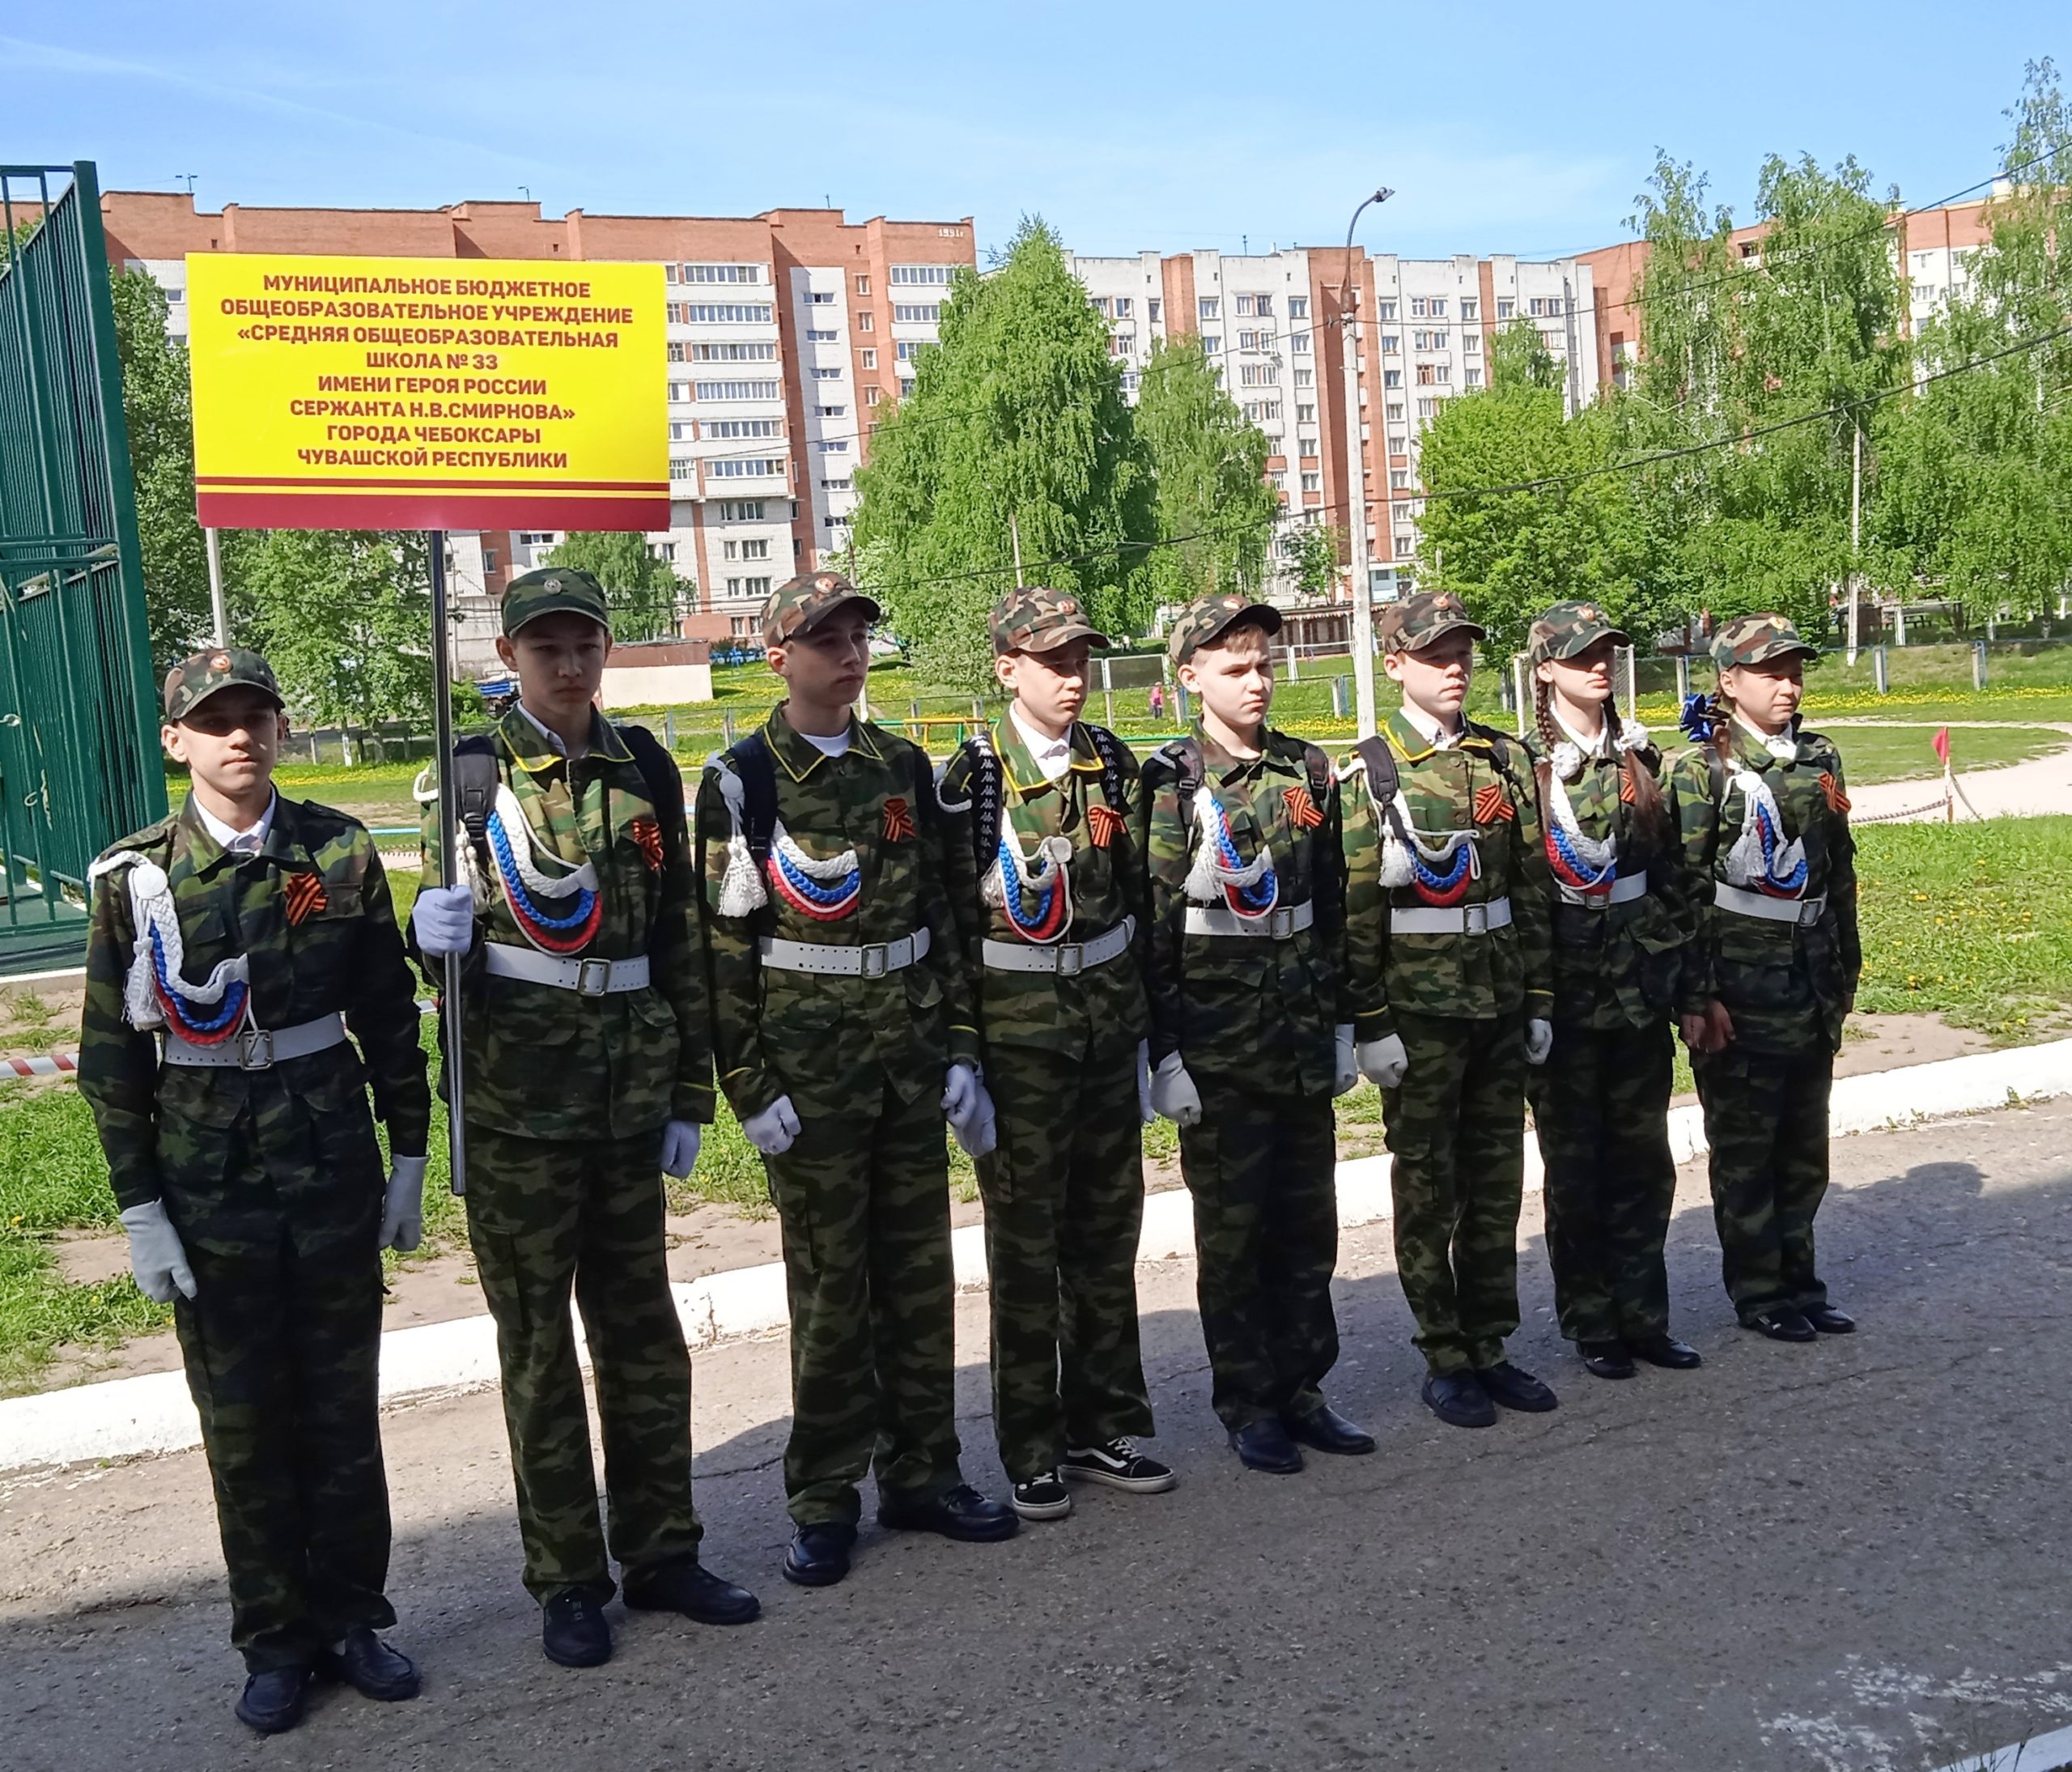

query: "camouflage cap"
left=162, top=647, right=283, bottom=721
left=1167, top=592, right=1282, bottom=666
left=1378, top=589, right=1485, bottom=655
left=991, top=584, right=1110, bottom=656
left=1528, top=598, right=1632, bottom=665
left=1711, top=611, right=1819, bottom=672
left=502, top=566, right=610, bottom=637
left=762, top=570, right=881, bottom=647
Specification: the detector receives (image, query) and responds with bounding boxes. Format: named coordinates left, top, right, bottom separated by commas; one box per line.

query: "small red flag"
left=1933, top=727, right=1951, bottom=766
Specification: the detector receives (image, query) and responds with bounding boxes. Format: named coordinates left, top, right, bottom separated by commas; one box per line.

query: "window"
left=1413, top=329, right=1450, bottom=351
left=857, top=311, right=873, bottom=333
left=1200, top=334, right=1221, bottom=354
left=894, top=303, right=941, bottom=323
left=680, top=263, right=765, bottom=284
left=668, top=303, right=689, bottom=324
left=519, top=531, right=555, bottom=546
left=1385, top=402, right=1404, bottom=422
left=816, top=439, right=851, bottom=453
left=708, top=457, right=787, bottom=478
left=704, top=419, right=782, bottom=439
left=716, top=500, right=765, bottom=521
left=681, top=302, right=772, bottom=323
left=693, top=342, right=776, bottom=361
left=1238, top=329, right=1267, bottom=351
left=1384, top=368, right=1403, bottom=388
left=807, top=290, right=835, bottom=304
left=1290, top=332, right=1310, bottom=354
left=1199, top=297, right=1220, bottom=321
left=1121, top=371, right=1140, bottom=393
left=1255, top=294, right=1274, bottom=317
left=890, top=264, right=957, bottom=285
left=823, top=516, right=847, bottom=531
left=1461, top=300, right=1479, bottom=321
left=805, top=328, right=839, bottom=343
left=1378, top=300, right=1397, bottom=321
left=740, top=576, right=773, bottom=596
left=1416, top=363, right=1434, bottom=385
left=1148, top=299, right=1161, bottom=323
left=1296, top=403, right=1316, bottom=423
left=1395, top=534, right=1415, bottom=556
left=1115, top=296, right=1133, bottom=318
left=1382, top=334, right=1399, bottom=355
left=1293, top=368, right=1313, bottom=389
left=811, top=367, right=843, bottom=381
left=1497, top=299, right=1514, bottom=319
left=667, top=342, right=688, bottom=362
left=669, top=458, right=694, bottom=481
left=1235, top=295, right=1255, bottom=317
left=860, top=347, right=877, bottom=369
left=816, top=404, right=846, bottom=418
left=1417, top=397, right=1437, bottom=418
left=1433, top=363, right=1450, bottom=384
left=1301, top=472, right=1321, bottom=492
left=855, top=274, right=870, bottom=295
left=739, top=538, right=770, bottom=560
left=483, top=548, right=499, bottom=571
left=865, top=385, right=881, bottom=407
left=1463, top=330, right=1480, bottom=354
left=819, top=478, right=851, bottom=491
left=1391, top=470, right=1410, bottom=490
left=668, top=421, right=693, bottom=440
left=899, top=379, right=916, bottom=397
left=1463, top=368, right=1483, bottom=388
left=1239, top=363, right=1276, bottom=386
left=668, top=381, right=689, bottom=402
left=1298, top=436, right=1318, bottom=458
left=1388, top=432, right=1407, bottom=455
left=1410, top=296, right=1428, bottom=317
left=1242, top=400, right=1282, bottom=422
left=722, top=539, right=737, bottom=560
left=1430, top=298, right=1447, bottom=318
left=1913, top=282, right=1938, bottom=304
left=1289, top=295, right=1308, bottom=319
left=895, top=340, right=929, bottom=361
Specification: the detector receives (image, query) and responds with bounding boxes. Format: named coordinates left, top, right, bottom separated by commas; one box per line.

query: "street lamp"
left=1340, top=186, right=1393, bottom=737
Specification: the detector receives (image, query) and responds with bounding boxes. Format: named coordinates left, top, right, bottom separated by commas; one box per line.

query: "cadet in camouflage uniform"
left=1339, top=590, right=1559, bottom=1430
left=80, top=648, right=429, bottom=1735
left=1138, top=593, right=1375, bottom=1476
left=1521, top=601, right=1701, bottom=1381
left=697, top=571, right=1016, bottom=1587
left=936, top=585, right=1171, bottom=1523
left=409, top=567, right=758, bottom=1669
left=1667, top=613, right=1861, bottom=1342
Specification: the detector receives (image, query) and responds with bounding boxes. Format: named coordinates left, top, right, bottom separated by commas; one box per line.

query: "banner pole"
left=427, top=530, right=468, bottom=1197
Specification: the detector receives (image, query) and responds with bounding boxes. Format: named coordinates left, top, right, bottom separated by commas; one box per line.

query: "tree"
left=852, top=216, right=1155, bottom=687
left=542, top=531, right=694, bottom=642
left=1489, top=318, right=1562, bottom=392
left=1290, top=523, right=1343, bottom=598
left=240, top=530, right=434, bottom=730
left=108, top=269, right=218, bottom=663
left=1134, top=334, right=1277, bottom=613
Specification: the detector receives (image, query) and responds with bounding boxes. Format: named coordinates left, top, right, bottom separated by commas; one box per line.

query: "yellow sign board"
left=186, top=253, right=669, bottom=531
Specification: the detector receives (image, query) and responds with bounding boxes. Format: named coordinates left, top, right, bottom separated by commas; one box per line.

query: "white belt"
left=1557, top=873, right=1650, bottom=909
left=1391, top=895, right=1514, bottom=936
left=1714, top=882, right=1828, bottom=926
left=484, top=943, right=652, bottom=996
left=1182, top=899, right=1314, bottom=940
left=983, top=916, right=1134, bottom=975
left=162, top=1012, right=348, bottom=1071
left=761, top=926, right=931, bottom=978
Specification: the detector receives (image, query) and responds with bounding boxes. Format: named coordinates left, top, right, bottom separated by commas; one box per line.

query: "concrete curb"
left=4, top=1038, right=2066, bottom=1475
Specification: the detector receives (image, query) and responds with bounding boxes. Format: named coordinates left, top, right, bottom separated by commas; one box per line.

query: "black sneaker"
left=541, top=1588, right=613, bottom=1668
left=1010, top=1471, right=1073, bottom=1520
left=1063, top=1437, right=1178, bottom=1494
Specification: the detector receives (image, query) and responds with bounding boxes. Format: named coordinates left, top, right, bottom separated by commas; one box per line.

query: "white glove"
left=942, top=1063, right=988, bottom=1141
left=743, top=1094, right=801, bottom=1156
left=1136, top=1039, right=1153, bottom=1125
left=1357, top=1031, right=1409, bottom=1089
left=1525, top=1018, right=1554, bottom=1066
left=660, top=1120, right=702, bottom=1179
left=379, top=1155, right=429, bottom=1252
left=1333, top=1024, right=1358, bottom=1097
left=953, top=1085, right=997, bottom=1158
left=119, top=1200, right=197, bottom=1303
left=410, top=883, right=476, bottom=958
left=1149, top=1052, right=1203, bottom=1128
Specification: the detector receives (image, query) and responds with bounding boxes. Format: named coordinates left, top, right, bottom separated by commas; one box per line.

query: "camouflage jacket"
left=1521, top=729, right=1692, bottom=1030
left=80, top=794, right=431, bottom=1215
left=415, top=704, right=714, bottom=1141
left=1340, top=711, right=1555, bottom=1035
left=936, top=716, right=1149, bottom=1063
left=1666, top=720, right=1862, bottom=1054
left=695, top=708, right=978, bottom=1123
left=1136, top=724, right=1344, bottom=1096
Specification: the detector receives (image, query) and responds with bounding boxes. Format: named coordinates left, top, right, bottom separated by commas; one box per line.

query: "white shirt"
left=1008, top=705, right=1074, bottom=783
left=802, top=729, right=851, bottom=759
left=1732, top=709, right=1798, bottom=762
left=194, top=791, right=277, bottom=856
left=1399, top=701, right=1464, bottom=751
left=516, top=701, right=589, bottom=759
left=1553, top=707, right=1610, bottom=755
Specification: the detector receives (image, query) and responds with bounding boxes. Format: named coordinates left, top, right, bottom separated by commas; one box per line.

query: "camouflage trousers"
left=975, top=1044, right=1153, bottom=1481
left=1177, top=1084, right=1339, bottom=1431
left=166, top=1105, right=393, bottom=1672
left=762, top=1078, right=963, bottom=1526
left=1692, top=1045, right=1832, bottom=1320
left=465, top=1124, right=703, bottom=1604
left=1382, top=1009, right=1526, bottom=1375
left=1528, top=1018, right=1678, bottom=1344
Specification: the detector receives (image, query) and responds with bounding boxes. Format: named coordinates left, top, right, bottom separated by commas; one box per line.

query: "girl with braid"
left=1522, top=603, right=1700, bottom=1380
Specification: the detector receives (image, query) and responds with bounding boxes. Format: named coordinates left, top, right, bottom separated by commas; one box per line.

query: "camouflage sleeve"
left=694, top=762, right=779, bottom=1121
left=652, top=769, right=716, bottom=1124
left=1335, top=754, right=1394, bottom=1042
left=1667, top=750, right=1721, bottom=1015
left=345, top=836, right=433, bottom=1157
left=1503, top=746, right=1555, bottom=1017
left=934, top=744, right=987, bottom=998
left=1639, top=748, right=1698, bottom=1009
left=1823, top=746, right=1862, bottom=998
left=407, top=758, right=486, bottom=993
left=1134, top=755, right=1189, bottom=1068
left=906, top=740, right=980, bottom=1071
left=77, top=861, right=162, bottom=1212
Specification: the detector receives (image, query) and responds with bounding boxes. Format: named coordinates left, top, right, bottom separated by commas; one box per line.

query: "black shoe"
left=1803, top=1303, right=1856, bottom=1335
left=1281, top=1402, right=1378, bottom=1455
left=1063, top=1436, right=1177, bottom=1494
left=622, top=1554, right=761, bottom=1625
left=1421, top=1372, right=1496, bottom=1429
left=1747, top=1308, right=1817, bottom=1343
left=782, top=1523, right=856, bottom=1588
left=1475, top=1360, right=1560, bottom=1412
left=1228, top=1417, right=1304, bottom=1473
left=541, top=1588, right=613, bottom=1668
left=320, top=1628, right=419, bottom=1701
left=1629, top=1333, right=1703, bottom=1370
left=1579, top=1340, right=1637, bottom=1379
left=234, top=1666, right=312, bottom=1735
left=1011, top=1471, right=1073, bottom=1521
left=877, top=1482, right=1019, bottom=1542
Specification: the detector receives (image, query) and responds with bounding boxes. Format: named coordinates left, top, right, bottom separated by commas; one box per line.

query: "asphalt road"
left=4, top=1100, right=2069, bottom=1772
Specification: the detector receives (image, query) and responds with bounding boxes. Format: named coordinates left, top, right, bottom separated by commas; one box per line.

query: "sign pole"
left=428, top=530, right=468, bottom=1197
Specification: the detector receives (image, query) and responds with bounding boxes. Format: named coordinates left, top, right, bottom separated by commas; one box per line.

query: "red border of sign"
left=197, top=491, right=673, bottom=530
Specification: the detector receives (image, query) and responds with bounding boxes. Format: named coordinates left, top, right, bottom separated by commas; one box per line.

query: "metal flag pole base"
left=427, top=529, right=468, bottom=1197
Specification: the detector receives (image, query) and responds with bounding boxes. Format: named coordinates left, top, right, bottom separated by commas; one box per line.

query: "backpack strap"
left=1300, top=743, right=1343, bottom=928
left=450, top=735, right=500, bottom=861
left=619, top=722, right=689, bottom=865
left=959, top=731, right=1004, bottom=879
left=728, top=729, right=779, bottom=867
left=1351, top=733, right=1414, bottom=851
left=1156, top=737, right=1204, bottom=834
left=1083, top=722, right=1132, bottom=817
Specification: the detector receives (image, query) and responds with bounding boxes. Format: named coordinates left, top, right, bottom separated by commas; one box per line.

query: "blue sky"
left=10, top=2, right=2066, bottom=261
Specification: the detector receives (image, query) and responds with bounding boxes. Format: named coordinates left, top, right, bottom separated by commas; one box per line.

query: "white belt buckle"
left=575, top=958, right=612, bottom=996
left=236, top=1028, right=275, bottom=1070
left=860, top=943, right=890, bottom=980
left=1268, top=906, right=1294, bottom=938
left=1055, top=942, right=1084, bottom=975
left=1463, top=904, right=1488, bottom=936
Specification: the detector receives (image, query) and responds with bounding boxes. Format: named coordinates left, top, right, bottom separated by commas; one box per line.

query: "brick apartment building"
left=100, top=191, right=977, bottom=672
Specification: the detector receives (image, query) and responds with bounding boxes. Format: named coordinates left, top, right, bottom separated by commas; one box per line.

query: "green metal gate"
left=0, top=161, right=163, bottom=974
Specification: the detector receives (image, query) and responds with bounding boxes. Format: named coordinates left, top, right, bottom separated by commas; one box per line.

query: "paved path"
left=1825, top=719, right=2072, bottom=822
left=4, top=1102, right=2070, bottom=1772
